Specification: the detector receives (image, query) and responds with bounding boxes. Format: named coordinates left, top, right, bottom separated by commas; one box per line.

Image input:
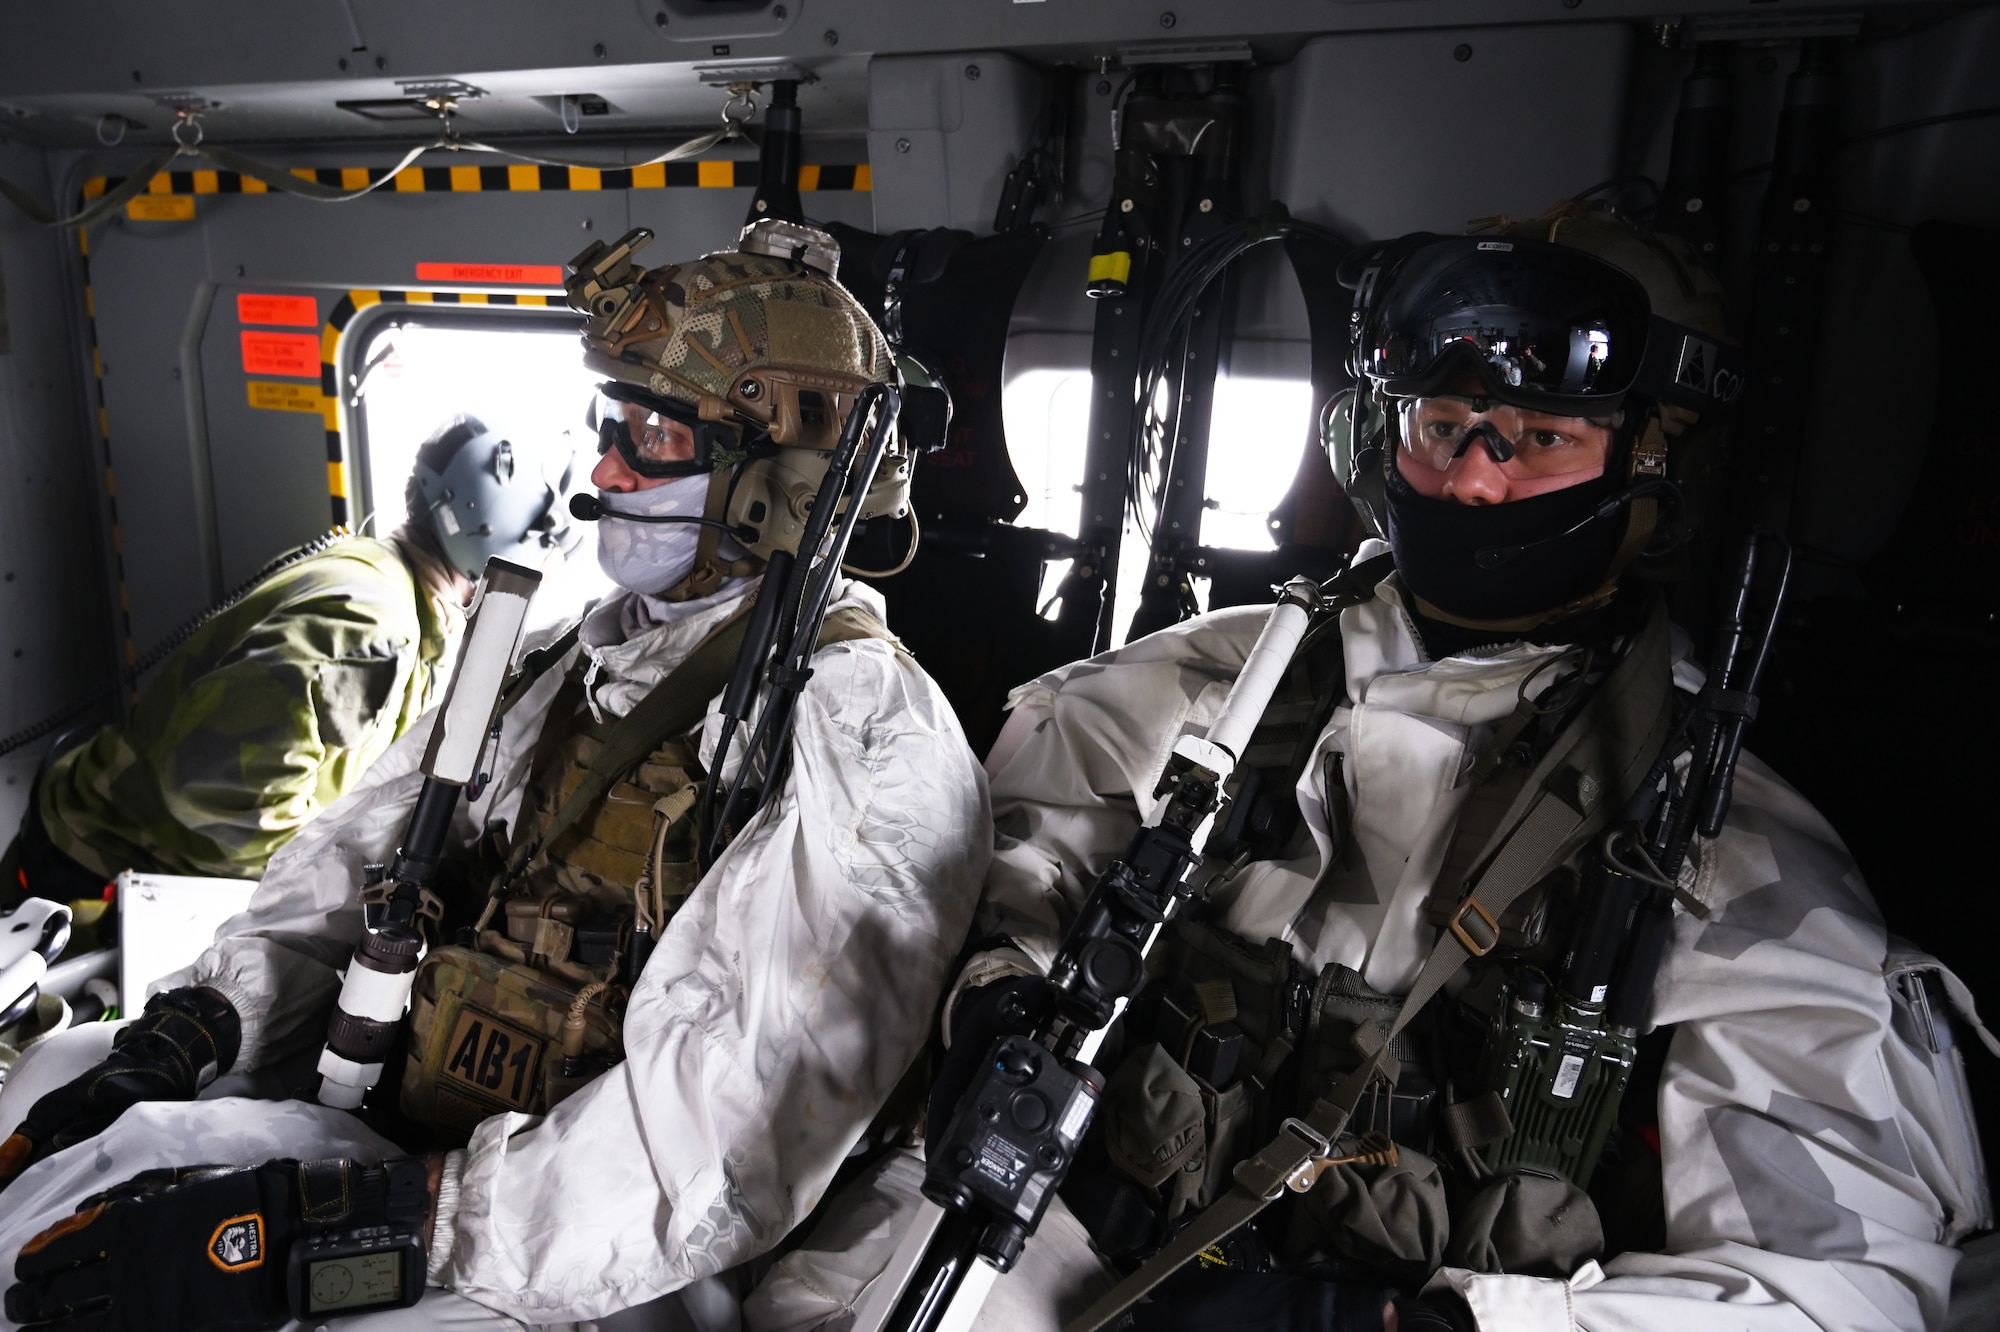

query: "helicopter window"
left=1003, top=367, right=1093, bottom=540
left=1201, top=373, right=1314, bottom=552
left=1004, top=362, right=1314, bottom=634
left=347, top=315, right=609, bottom=619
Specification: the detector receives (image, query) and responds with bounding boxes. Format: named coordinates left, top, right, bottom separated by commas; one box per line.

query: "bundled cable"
left=1124, top=204, right=1345, bottom=542
left=0, top=86, right=769, bottom=230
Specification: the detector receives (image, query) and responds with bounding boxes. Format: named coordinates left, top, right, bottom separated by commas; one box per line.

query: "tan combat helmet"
left=563, top=219, right=912, bottom=574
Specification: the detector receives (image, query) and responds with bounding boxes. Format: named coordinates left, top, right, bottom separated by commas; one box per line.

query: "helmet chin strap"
left=655, top=467, right=763, bottom=602
left=1401, top=409, right=1672, bottom=635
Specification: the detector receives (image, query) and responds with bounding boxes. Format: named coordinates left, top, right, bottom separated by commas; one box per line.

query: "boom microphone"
left=1474, top=480, right=1678, bottom=569
left=569, top=492, right=747, bottom=538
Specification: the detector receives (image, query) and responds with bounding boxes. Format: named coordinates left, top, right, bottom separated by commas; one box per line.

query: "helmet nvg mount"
left=563, top=218, right=911, bottom=565
left=407, top=415, right=573, bottom=581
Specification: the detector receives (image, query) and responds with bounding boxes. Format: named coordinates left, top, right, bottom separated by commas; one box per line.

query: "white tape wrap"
left=1206, top=592, right=1314, bottom=761
left=422, top=561, right=540, bottom=786
left=317, top=1047, right=384, bottom=1109
left=334, top=959, right=420, bottom=1023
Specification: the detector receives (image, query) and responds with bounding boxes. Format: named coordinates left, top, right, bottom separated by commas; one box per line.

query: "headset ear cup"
left=1346, top=444, right=1390, bottom=541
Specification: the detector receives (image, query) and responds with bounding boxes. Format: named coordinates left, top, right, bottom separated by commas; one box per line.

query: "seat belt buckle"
left=1447, top=896, right=1501, bottom=957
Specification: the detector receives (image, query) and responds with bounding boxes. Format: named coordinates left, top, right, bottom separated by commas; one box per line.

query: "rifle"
left=1479, top=529, right=1793, bottom=1184
left=316, top=558, right=541, bottom=1110
left=856, top=572, right=1332, bottom=1332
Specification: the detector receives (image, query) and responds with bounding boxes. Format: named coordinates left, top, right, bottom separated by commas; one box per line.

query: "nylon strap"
left=506, top=601, right=895, bottom=888
left=49, top=149, right=182, bottom=229
left=494, top=620, right=586, bottom=721
left=1065, top=596, right=1675, bottom=1332
left=509, top=606, right=752, bottom=896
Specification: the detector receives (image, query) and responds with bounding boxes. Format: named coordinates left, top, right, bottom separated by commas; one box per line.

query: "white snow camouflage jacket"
left=961, top=556, right=1988, bottom=1332
left=167, top=577, right=991, bottom=1321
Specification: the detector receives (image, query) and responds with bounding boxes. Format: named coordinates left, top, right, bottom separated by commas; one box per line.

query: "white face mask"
left=593, top=473, right=714, bottom=595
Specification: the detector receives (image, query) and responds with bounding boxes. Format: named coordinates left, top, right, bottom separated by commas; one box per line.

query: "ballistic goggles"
left=585, top=382, right=753, bottom=479
left=1397, top=397, right=1611, bottom=483
left=1355, top=236, right=1744, bottom=416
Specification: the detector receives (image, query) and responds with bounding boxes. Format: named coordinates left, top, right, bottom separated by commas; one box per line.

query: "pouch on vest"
left=1294, top=1144, right=1449, bottom=1287
left=400, top=604, right=898, bottom=1134
left=401, top=726, right=706, bottom=1131
left=1301, top=965, right=1437, bottom=1153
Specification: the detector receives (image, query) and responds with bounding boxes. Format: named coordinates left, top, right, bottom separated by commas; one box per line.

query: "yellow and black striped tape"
left=75, top=155, right=870, bottom=627
left=73, top=227, right=138, bottom=677
left=82, top=160, right=869, bottom=201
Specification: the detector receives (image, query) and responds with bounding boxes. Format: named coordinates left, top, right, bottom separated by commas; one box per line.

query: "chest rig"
left=1069, top=589, right=1678, bottom=1299
left=399, top=603, right=898, bottom=1134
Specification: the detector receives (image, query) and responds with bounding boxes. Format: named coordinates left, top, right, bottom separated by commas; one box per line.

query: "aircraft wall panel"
left=0, top=143, right=107, bottom=831
left=1269, top=25, right=1632, bottom=244
left=868, top=53, right=1041, bottom=235
left=61, top=142, right=874, bottom=652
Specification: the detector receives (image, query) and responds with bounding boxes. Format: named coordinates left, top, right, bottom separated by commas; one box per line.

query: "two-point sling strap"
left=476, top=605, right=753, bottom=930
left=492, top=601, right=898, bottom=905
left=1066, top=596, right=1676, bottom=1332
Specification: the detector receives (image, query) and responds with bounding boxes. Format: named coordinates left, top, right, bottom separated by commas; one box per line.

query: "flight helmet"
left=406, top=415, right=573, bottom=581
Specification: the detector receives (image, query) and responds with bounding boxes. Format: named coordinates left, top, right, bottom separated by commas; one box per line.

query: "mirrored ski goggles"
left=585, top=383, right=744, bottom=479
left=1360, top=239, right=1654, bottom=413
left=1397, top=396, right=1613, bottom=481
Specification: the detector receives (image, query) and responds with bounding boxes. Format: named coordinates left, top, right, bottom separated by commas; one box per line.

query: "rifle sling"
left=1065, top=596, right=1675, bottom=1332
left=518, top=601, right=894, bottom=879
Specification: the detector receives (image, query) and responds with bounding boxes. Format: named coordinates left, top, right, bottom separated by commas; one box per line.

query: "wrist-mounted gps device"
left=284, top=1157, right=430, bottom=1320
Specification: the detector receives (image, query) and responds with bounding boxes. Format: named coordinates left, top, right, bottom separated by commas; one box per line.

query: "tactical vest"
left=401, top=604, right=899, bottom=1134
left=1072, top=611, right=1670, bottom=1284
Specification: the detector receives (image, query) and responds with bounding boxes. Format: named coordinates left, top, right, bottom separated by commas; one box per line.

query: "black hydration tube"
left=700, top=382, right=902, bottom=861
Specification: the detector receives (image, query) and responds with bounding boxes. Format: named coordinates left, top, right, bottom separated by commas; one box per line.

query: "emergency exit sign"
left=236, top=293, right=320, bottom=327
left=415, top=262, right=565, bottom=285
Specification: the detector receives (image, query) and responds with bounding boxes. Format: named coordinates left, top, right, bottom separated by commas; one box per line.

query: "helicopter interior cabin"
left=0, top=0, right=1995, bottom=1325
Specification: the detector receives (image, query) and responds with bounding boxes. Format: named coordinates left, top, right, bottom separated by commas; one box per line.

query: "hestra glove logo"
left=207, top=1213, right=266, bottom=1271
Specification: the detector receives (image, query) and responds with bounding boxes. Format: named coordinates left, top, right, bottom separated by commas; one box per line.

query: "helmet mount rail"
left=699, top=380, right=902, bottom=860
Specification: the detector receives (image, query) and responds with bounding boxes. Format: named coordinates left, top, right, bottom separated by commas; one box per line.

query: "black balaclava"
left=1382, top=436, right=1633, bottom=627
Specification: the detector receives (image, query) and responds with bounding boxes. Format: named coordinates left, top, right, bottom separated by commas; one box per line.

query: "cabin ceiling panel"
left=0, top=2, right=1955, bottom=147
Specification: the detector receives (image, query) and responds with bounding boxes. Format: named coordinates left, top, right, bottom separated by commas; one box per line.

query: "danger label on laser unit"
left=240, top=331, right=320, bottom=377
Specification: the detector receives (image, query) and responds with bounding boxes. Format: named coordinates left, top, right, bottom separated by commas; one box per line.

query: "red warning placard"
left=240, top=331, right=321, bottom=377
left=236, top=293, right=320, bottom=327
left=415, top=262, right=565, bottom=285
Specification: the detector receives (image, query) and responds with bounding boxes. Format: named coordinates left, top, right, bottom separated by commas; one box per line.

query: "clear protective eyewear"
left=1397, top=396, right=1612, bottom=482
left=585, top=383, right=742, bottom=479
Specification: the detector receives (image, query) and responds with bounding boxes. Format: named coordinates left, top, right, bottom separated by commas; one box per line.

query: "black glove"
left=6, top=1157, right=425, bottom=1331
left=1394, top=1292, right=1477, bottom=1331
left=1123, top=1269, right=1399, bottom=1331
left=925, top=974, right=1057, bottom=1141
left=0, top=986, right=240, bottom=1188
